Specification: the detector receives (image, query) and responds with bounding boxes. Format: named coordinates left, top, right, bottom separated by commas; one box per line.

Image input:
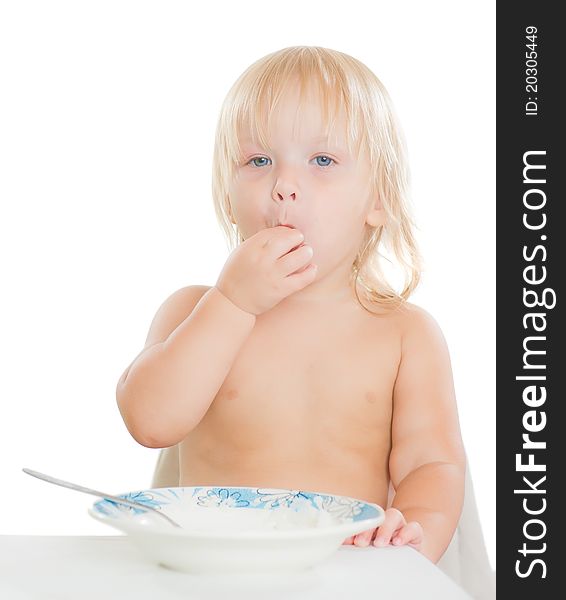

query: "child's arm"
left=386, top=305, right=466, bottom=563
left=116, top=286, right=256, bottom=448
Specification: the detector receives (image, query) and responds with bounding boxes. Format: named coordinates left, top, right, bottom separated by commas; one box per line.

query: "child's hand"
left=342, top=508, right=423, bottom=551
left=215, top=226, right=317, bottom=316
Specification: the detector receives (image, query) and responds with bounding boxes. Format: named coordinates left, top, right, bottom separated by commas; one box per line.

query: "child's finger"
left=391, top=521, right=424, bottom=547
left=342, top=536, right=355, bottom=545
left=372, top=508, right=405, bottom=546
left=353, top=527, right=376, bottom=547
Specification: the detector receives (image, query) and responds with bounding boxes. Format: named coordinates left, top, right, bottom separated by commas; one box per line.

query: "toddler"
left=116, top=46, right=466, bottom=563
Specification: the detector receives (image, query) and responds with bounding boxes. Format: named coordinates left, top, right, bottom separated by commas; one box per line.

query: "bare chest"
left=182, top=306, right=401, bottom=467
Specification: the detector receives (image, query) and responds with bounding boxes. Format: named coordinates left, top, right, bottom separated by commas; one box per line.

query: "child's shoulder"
left=393, top=301, right=448, bottom=347
left=395, top=300, right=437, bottom=322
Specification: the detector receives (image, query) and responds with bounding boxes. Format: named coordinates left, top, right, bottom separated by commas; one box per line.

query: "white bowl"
left=88, top=485, right=384, bottom=574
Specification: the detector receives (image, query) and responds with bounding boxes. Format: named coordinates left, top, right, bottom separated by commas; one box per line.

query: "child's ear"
left=365, top=196, right=386, bottom=228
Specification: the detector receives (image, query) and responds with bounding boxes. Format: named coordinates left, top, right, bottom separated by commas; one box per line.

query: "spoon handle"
left=22, top=468, right=181, bottom=528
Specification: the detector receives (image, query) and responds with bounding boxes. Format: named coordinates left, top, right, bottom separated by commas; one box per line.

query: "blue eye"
left=246, top=155, right=335, bottom=168
left=314, top=155, right=334, bottom=167
left=248, top=156, right=270, bottom=167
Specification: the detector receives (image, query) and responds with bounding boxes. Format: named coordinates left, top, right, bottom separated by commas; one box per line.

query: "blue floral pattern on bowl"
left=92, top=485, right=381, bottom=524
left=89, top=486, right=385, bottom=574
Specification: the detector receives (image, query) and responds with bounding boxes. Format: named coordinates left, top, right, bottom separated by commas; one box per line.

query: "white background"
left=0, top=0, right=495, bottom=570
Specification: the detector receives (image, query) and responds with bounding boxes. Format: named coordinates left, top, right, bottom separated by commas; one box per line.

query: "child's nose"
left=275, top=191, right=297, bottom=202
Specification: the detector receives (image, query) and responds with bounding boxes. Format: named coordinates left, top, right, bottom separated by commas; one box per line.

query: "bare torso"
left=178, top=286, right=404, bottom=508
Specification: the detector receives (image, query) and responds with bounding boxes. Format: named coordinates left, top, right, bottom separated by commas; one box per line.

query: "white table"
left=0, top=535, right=471, bottom=599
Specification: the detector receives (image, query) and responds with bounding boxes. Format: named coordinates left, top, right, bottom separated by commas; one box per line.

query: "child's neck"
left=273, top=262, right=355, bottom=312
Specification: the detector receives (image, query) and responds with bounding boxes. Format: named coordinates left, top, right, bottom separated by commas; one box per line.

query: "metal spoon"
left=22, top=468, right=182, bottom=528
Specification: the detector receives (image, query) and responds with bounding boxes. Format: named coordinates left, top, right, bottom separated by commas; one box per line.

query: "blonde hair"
left=211, top=46, right=422, bottom=313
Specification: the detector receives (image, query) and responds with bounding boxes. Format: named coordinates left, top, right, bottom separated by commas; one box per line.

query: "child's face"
left=228, top=84, right=384, bottom=279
